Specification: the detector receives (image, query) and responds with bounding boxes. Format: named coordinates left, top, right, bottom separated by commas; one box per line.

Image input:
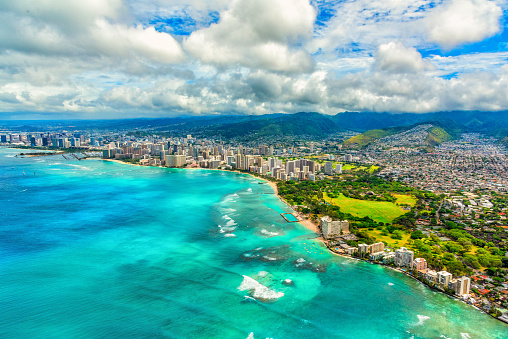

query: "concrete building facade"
left=320, top=216, right=350, bottom=238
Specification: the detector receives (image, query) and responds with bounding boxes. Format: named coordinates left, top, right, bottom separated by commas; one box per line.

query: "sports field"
left=323, top=193, right=413, bottom=223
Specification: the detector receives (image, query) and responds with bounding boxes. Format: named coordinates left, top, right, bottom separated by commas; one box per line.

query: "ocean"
left=0, top=147, right=506, bottom=338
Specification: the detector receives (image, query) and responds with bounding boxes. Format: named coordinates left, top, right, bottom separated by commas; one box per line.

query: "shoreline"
left=98, top=158, right=320, bottom=234
left=45, top=157, right=508, bottom=325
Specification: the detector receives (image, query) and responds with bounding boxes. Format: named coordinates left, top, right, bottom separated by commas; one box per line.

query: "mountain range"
left=1, top=111, right=507, bottom=144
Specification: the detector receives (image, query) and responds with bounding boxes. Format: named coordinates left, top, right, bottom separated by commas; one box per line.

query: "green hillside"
left=426, top=126, right=452, bottom=146
left=202, top=112, right=341, bottom=138
left=343, top=129, right=391, bottom=148
left=343, top=121, right=460, bottom=149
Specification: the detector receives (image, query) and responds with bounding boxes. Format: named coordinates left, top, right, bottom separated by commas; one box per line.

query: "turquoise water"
left=0, top=147, right=506, bottom=339
left=282, top=213, right=299, bottom=222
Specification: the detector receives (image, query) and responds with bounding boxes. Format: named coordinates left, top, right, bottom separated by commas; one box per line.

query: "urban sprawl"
left=2, top=126, right=508, bottom=323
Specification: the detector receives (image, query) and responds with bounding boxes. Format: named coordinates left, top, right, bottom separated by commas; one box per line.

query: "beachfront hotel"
left=320, top=216, right=350, bottom=238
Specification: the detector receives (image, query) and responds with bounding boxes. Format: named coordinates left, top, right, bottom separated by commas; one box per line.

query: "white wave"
left=260, top=229, right=279, bottom=237
left=296, top=258, right=306, bottom=263
left=388, top=282, right=394, bottom=286
left=224, top=234, right=236, bottom=238
left=67, top=164, right=92, bottom=170
left=263, top=256, right=278, bottom=261
left=460, top=334, right=471, bottom=339
left=238, top=275, right=284, bottom=301
left=225, top=219, right=237, bottom=227
left=416, top=315, right=430, bottom=326
left=247, top=188, right=252, bottom=192
left=232, top=193, right=239, bottom=197
left=222, top=214, right=231, bottom=220
left=258, top=271, right=268, bottom=277
left=247, top=333, right=254, bottom=339
left=220, top=226, right=236, bottom=233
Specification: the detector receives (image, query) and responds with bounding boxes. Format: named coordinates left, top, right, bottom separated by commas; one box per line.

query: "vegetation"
left=343, top=129, right=390, bottom=148
left=426, top=126, right=452, bottom=146
left=323, top=192, right=409, bottom=223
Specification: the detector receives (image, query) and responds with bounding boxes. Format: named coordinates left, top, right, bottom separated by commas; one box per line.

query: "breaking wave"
left=238, top=275, right=284, bottom=302
left=416, top=315, right=430, bottom=326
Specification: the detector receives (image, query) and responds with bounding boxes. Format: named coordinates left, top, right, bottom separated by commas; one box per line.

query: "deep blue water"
left=0, top=147, right=506, bottom=338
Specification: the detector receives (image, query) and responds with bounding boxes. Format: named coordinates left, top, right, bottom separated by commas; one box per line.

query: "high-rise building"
left=324, top=161, right=333, bottom=175
left=166, top=155, right=186, bottom=167
left=394, top=247, right=414, bottom=268
left=370, top=242, right=384, bottom=253
left=336, top=164, right=342, bottom=174
left=437, top=271, right=453, bottom=286
left=320, top=216, right=349, bottom=238
left=1, top=135, right=7, bottom=143
left=413, top=258, right=427, bottom=271
left=286, top=160, right=296, bottom=175
left=269, top=157, right=276, bottom=171
left=450, top=276, right=470, bottom=295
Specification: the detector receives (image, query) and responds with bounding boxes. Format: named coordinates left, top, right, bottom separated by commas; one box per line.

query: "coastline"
left=98, top=158, right=321, bottom=234
left=38, top=156, right=508, bottom=325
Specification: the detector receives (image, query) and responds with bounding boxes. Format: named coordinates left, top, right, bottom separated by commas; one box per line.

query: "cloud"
left=184, top=0, right=316, bottom=72
left=424, top=0, right=503, bottom=49
left=88, top=20, right=185, bottom=63
left=0, top=0, right=185, bottom=64
left=376, top=42, right=434, bottom=73
left=0, top=0, right=508, bottom=118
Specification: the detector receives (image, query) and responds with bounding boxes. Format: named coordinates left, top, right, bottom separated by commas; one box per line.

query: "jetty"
left=280, top=213, right=299, bottom=222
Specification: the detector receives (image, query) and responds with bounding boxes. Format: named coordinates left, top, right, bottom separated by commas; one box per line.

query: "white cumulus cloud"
left=424, top=0, right=503, bottom=49
left=184, top=0, right=316, bottom=72
left=376, top=42, right=434, bottom=73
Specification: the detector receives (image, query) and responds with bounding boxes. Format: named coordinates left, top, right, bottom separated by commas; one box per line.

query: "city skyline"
left=1, top=0, right=508, bottom=119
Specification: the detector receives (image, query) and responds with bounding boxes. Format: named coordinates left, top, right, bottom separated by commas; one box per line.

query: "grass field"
left=392, top=194, right=417, bottom=206
left=324, top=192, right=409, bottom=223
left=363, top=229, right=412, bottom=248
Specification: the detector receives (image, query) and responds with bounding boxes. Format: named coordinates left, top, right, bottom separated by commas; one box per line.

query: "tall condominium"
left=394, top=247, right=414, bottom=268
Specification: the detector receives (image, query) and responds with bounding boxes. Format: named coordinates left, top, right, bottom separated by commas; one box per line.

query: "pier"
left=280, top=213, right=299, bottom=222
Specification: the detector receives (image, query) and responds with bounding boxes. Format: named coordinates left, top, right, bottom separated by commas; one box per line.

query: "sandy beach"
left=97, top=158, right=322, bottom=235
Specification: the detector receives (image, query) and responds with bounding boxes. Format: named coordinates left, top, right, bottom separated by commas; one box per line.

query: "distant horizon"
left=1, top=109, right=508, bottom=122
left=1, top=0, right=508, bottom=119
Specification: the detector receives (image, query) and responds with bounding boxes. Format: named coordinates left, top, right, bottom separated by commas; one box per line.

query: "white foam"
left=260, top=229, right=279, bottom=237
left=67, top=164, right=91, bottom=170
left=238, top=275, right=284, bottom=301
left=247, top=188, right=252, bottom=192
left=296, top=258, right=306, bottom=263
left=224, top=234, right=236, bottom=238
left=258, top=271, right=268, bottom=277
left=247, top=333, right=254, bottom=339
left=388, top=282, right=394, bottom=286
left=232, top=193, right=239, bottom=197
left=225, top=219, right=237, bottom=227
left=262, top=256, right=277, bottom=261
left=416, top=315, right=430, bottom=326
left=460, top=334, right=471, bottom=339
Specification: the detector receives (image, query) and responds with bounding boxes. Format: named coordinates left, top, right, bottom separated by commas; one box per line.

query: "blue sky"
left=0, top=0, right=507, bottom=119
